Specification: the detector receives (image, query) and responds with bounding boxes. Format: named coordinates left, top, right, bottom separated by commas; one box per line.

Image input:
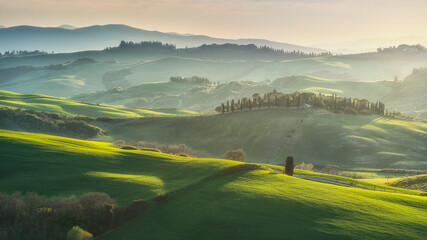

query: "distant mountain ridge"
left=0, top=24, right=325, bottom=53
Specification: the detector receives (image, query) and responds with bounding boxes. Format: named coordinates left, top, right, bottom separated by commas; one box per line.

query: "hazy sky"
left=1, top=0, right=426, bottom=45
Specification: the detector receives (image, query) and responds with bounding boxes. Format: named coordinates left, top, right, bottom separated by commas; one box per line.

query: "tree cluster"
left=215, top=90, right=387, bottom=116
left=104, top=41, right=333, bottom=58
left=0, top=50, right=49, bottom=57
left=105, top=41, right=176, bottom=51
left=113, top=139, right=209, bottom=158
left=195, top=43, right=332, bottom=57
left=170, top=76, right=212, bottom=85
left=0, top=107, right=104, bottom=139
left=377, top=44, right=426, bottom=53
left=0, top=192, right=150, bottom=240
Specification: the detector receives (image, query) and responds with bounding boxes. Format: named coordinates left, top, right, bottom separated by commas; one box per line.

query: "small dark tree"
left=285, top=156, right=294, bottom=176
left=231, top=99, right=235, bottom=112
left=223, top=149, right=246, bottom=162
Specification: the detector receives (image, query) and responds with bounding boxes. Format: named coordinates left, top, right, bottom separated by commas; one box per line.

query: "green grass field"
left=386, top=174, right=427, bottom=192
left=0, top=90, right=198, bottom=118
left=100, top=108, right=427, bottom=169
left=0, top=129, right=426, bottom=239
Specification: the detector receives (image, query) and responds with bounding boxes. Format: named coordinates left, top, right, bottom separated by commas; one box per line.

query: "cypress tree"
left=231, top=99, right=235, bottom=112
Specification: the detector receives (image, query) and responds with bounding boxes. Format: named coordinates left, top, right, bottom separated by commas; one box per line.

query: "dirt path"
left=295, top=176, right=364, bottom=189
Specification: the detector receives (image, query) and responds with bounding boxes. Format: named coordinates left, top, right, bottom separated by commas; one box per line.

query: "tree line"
left=170, top=76, right=212, bottom=85
left=215, top=90, right=391, bottom=116
left=0, top=50, right=50, bottom=57
left=104, top=41, right=333, bottom=57
left=0, top=107, right=105, bottom=139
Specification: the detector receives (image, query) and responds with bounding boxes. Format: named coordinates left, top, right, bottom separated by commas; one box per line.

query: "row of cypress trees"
left=215, top=90, right=388, bottom=116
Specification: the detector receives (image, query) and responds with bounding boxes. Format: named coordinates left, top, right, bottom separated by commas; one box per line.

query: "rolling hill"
left=0, top=90, right=197, bottom=118
left=1, top=42, right=426, bottom=102
left=98, top=108, right=427, bottom=169
left=387, top=174, right=427, bottom=192
left=72, top=75, right=394, bottom=113
left=381, top=68, right=427, bottom=119
left=0, top=129, right=426, bottom=239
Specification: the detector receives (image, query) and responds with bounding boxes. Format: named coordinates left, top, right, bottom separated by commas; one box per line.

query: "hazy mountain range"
left=0, top=24, right=325, bottom=53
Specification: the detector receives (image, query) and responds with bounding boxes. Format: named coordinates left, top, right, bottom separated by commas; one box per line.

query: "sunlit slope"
left=72, top=75, right=392, bottom=113
left=103, top=109, right=427, bottom=169
left=72, top=81, right=197, bottom=107
left=387, top=174, right=427, bottom=192
left=0, top=90, right=197, bottom=117
left=1, top=129, right=426, bottom=239
left=0, top=129, right=238, bottom=205
left=381, top=68, right=427, bottom=119
left=272, top=75, right=393, bottom=100
left=100, top=169, right=427, bottom=240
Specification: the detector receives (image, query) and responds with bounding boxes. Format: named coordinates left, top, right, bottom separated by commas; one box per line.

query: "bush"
left=223, top=149, right=246, bottom=162
left=140, top=147, right=161, bottom=152
left=96, top=117, right=113, bottom=122
left=67, top=226, right=93, bottom=240
left=322, top=165, right=340, bottom=175
left=120, top=145, right=138, bottom=150
left=295, top=162, right=314, bottom=171
left=343, top=106, right=358, bottom=115
left=155, top=194, right=168, bottom=203
left=177, top=153, right=190, bottom=157
left=123, top=200, right=150, bottom=221
left=113, top=140, right=126, bottom=147
left=137, top=141, right=208, bottom=158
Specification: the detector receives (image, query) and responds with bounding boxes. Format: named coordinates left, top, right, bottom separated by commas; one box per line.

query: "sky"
left=1, top=0, right=426, bottom=45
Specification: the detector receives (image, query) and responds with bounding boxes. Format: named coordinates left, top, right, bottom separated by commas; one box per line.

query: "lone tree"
left=285, top=156, right=294, bottom=176
left=223, top=149, right=246, bottom=162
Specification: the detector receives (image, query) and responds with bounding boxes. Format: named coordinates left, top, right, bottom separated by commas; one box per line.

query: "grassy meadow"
left=100, top=108, right=427, bottom=169
left=0, top=90, right=197, bottom=118
left=0, top=129, right=426, bottom=239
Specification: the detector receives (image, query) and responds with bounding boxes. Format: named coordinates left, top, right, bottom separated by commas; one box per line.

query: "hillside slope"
left=1, top=130, right=426, bottom=240
left=381, top=68, right=427, bottom=119
left=387, top=174, right=427, bottom=192
left=72, top=76, right=393, bottom=112
left=0, top=90, right=197, bottom=118
left=0, top=129, right=238, bottom=205
left=99, top=169, right=427, bottom=240
left=100, top=109, right=427, bottom=169
left=1, top=44, right=427, bottom=99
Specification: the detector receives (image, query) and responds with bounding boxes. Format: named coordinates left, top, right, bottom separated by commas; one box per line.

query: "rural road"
left=295, top=176, right=363, bottom=189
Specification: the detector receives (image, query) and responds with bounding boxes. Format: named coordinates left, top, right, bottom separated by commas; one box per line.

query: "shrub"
left=223, top=149, right=246, bottom=162
left=96, top=116, right=113, bottom=122
left=137, top=141, right=208, bottom=158
left=120, top=145, right=138, bottom=150
left=66, top=226, right=93, bottom=240
left=343, top=106, right=358, bottom=115
left=0, top=191, right=118, bottom=239
left=177, top=153, right=190, bottom=157
left=140, top=147, right=162, bottom=152
left=155, top=194, right=168, bottom=203
left=295, top=162, right=314, bottom=171
left=113, top=140, right=126, bottom=147
left=322, top=165, right=340, bottom=175
left=123, top=200, right=150, bottom=221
